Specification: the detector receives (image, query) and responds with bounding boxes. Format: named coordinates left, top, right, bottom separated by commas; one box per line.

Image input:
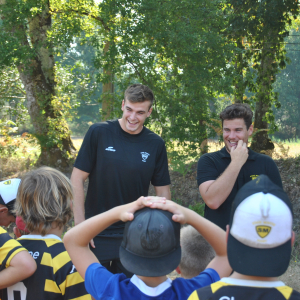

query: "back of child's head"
left=178, top=225, right=215, bottom=278
left=119, top=207, right=181, bottom=277
left=14, top=167, right=73, bottom=236
left=228, top=175, right=293, bottom=277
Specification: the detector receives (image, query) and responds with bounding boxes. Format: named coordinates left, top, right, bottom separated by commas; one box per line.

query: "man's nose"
left=229, top=131, right=236, bottom=139
left=129, top=112, right=137, bottom=119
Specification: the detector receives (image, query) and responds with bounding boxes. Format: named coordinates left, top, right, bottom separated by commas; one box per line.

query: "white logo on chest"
left=70, top=265, right=76, bottom=274
left=105, top=146, right=116, bottom=152
left=140, top=152, right=150, bottom=162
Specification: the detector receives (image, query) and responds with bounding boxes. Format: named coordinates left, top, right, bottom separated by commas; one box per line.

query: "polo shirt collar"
left=219, top=146, right=256, bottom=161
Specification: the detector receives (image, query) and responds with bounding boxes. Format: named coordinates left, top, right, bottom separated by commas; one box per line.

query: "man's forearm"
left=154, top=185, right=171, bottom=200
left=71, top=170, right=87, bottom=225
left=72, top=184, right=85, bottom=225
left=201, top=161, right=242, bottom=209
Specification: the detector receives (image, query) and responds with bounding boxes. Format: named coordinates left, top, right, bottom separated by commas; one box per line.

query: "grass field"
left=207, top=139, right=300, bottom=158
left=72, top=137, right=300, bottom=158
left=0, top=136, right=299, bottom=180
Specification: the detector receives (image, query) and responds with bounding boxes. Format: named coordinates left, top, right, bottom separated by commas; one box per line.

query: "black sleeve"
left=265, top=158, right=283, bottom=188
left=74, top=125, right=99, bottom=173
left=197, top=154, right=220, bottom=187
left=151, top=142, right=171, bottom=186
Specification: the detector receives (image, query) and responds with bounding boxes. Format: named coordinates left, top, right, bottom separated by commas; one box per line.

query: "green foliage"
left=56, top=39, right=102, bottom=135
left=225, top=0, right=299, bottom=133
left=0, top=122, right=39, bottom=160
left=1, top=0, right=300, bottom=162
left=90, top=0, right=235, bottom=159
left=169, top=156, right=195, bottom=178
left=272, top=29, right=300, bottom=141
left=188, top=202, right=205, bottom=217
left=0, top=66, right=28, bottom=127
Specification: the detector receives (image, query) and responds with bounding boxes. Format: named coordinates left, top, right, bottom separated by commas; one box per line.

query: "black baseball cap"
left=119, top=207, right=181, bottom=277
left=228, top=175, right=293, bottom=277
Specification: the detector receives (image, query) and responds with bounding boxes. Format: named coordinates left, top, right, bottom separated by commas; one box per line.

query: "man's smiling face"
left=120, top=99, right=152, bottom=134
left=223, top=118, right=253, bottom=153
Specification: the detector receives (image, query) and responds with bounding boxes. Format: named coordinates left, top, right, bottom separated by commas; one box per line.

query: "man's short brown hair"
left=179, top=225, right=215, bottom=278
left=219, top=103, right=253, bottom=129
left=124, top=84, right=154, bottom=107
left=14, top=167, right=73, bottom=236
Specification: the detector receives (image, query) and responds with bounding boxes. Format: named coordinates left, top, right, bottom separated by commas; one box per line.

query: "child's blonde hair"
left=14, top=167, right=73, bottom=236
left=179, top=225, right=215, bottom=278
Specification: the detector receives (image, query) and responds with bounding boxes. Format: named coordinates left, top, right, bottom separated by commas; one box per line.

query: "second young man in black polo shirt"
left=197, top=104, right=282, bottom=230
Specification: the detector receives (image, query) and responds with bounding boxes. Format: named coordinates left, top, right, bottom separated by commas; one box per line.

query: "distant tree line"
left=0, top=0, right=299, bottom=168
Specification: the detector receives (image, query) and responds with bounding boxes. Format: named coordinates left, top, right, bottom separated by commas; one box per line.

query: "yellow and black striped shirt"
left=0, top=227, right=26, bottom=269
left=2, top=234, right=91, bottom=300
left=188, top=280, right=300, bottom=300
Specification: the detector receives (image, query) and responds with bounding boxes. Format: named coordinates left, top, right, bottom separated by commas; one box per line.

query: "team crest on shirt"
left=256, top=225, right=271, bottom=238
left=140, top=152, right=150, bottom=162
left=3, top=180, right=11, bottom=185
left=250, top=175, right=259, bottom=180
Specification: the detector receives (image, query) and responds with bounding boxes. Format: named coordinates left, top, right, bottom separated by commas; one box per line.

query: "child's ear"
left=0, top=205, right=8, bottom=214
left=175, top=266, right=181, bottom=274
left=13, top=226, right=23, bottom=238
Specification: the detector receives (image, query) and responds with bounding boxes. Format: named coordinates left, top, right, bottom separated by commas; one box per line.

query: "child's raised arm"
left=63, top=196, right=166, bottom=279
left=149, top=200, right=232, bottom=278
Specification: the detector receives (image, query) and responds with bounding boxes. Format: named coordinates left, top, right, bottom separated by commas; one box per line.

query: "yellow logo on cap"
left=256, top=226, right=271, bottom=238
left=250, top=175, right=258, bottom=180
left=3, top=180, right=11, bottom=185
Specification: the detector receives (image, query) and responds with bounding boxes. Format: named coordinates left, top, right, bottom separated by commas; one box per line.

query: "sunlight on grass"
left=0, top=136, right=299, bottom=180
left=0, top=134, right=40, bottom=180
left=71, top=137, right=84, bottom=151
left=70, top=137, right=300, bottom=159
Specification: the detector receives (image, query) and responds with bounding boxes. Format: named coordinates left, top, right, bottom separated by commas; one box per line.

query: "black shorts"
left=90, top=235, right=133, bottom=277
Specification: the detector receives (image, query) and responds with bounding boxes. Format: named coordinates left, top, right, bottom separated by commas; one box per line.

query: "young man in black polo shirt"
left=197, top=104, right=282, bottom=230
left=71, top=84, right=171, bottom=276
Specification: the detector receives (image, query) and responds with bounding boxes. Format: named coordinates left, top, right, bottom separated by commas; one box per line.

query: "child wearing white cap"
left=0, top=178, right=21, bottom=226
left=188, top=175, right=300, bottom=300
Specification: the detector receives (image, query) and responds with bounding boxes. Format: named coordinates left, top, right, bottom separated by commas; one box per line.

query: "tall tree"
left=0, top=0, right=76, bottom=168
left=96, top=0, right=234, bottom=158
left=0, top=0, right=107, bottom=167
left=227, top=0, right=299, bottom=154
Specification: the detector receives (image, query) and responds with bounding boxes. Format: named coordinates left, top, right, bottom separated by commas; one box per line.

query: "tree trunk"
left=101, top=41, right=114, bottom=121
left=251, top=35, right=275, bottom=155
left=15, top=4, right=74, bottom=169
left=251, top=100, right=274, bottom=155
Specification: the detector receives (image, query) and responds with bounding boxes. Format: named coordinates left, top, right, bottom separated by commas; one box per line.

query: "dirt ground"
left=150, top=157, right=300, bottom=289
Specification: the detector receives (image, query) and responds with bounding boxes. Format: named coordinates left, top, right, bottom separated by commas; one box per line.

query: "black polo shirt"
left=197, top=147, right=282, bottom=230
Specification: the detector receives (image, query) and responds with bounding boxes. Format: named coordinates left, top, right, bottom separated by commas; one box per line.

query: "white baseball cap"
left=0, top=179, right=21, bottom=205
left=228, top=175, right=293, bottom=277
